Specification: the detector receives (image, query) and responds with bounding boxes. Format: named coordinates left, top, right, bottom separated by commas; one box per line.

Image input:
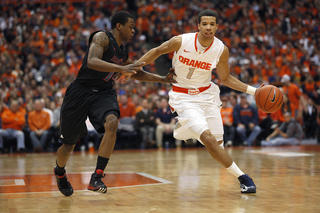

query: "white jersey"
left=172, top=32, right=225, bottom=88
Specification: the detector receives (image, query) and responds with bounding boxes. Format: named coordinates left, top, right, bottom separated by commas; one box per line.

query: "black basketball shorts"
left=59, top=81, right=120, bottom=145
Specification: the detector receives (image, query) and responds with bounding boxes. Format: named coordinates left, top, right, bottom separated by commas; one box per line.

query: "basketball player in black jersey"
left=54, top=11, right=177, bottom=196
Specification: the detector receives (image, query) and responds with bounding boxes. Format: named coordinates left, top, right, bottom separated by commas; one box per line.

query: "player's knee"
left=200, top=131, right=220, bottom=149
left=200, top=131, right=214, bottom=145
left=104, top=114, right=118, bottom=132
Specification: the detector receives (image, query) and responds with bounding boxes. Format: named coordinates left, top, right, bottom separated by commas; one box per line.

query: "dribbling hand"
left=254, top=83, right=265, bottom=95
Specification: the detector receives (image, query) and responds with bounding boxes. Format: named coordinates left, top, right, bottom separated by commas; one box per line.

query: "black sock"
left=95, top=156, right=109, bottom=172
left=55, top=161, right=66, bottom=176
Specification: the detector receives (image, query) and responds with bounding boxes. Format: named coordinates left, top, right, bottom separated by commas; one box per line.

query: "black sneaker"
left=54, top=166, right=73, bottom=196
left=87, top=169, right=107, bottom=193
left=238, top=174, right=256, bottom=193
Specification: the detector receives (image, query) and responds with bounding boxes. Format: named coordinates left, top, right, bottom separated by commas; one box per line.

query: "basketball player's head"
left=111, top=11, right=135, bottom=41
left=197, top=9, right=219, bottom=40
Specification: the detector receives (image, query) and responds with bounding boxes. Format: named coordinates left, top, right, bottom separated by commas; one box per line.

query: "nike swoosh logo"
left=184, top=49, right=191, bottom=53
left=270, top=89, right=276, bottom=103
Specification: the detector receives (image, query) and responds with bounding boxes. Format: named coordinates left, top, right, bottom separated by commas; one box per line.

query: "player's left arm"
left=216, top=45, right=260, bottom=95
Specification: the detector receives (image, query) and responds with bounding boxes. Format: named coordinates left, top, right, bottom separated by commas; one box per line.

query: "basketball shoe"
left=238, top=174, right=256, bottom=193
left=87, top=169, right=107, bottom=193
left=54, top=166, right=73, bottom=196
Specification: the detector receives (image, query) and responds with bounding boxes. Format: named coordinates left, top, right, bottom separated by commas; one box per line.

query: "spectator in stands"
left=119, top=94, right=136, bottom=119
left=28, top=99, right=51, bottom=152
left=261, top=112, right=303, bottom=146
left=233, top=93, right=261, bottom=146
left=281, top=74, right=303, bottom=118
left=302, top=95, right=318, bottom=139
left=0, top=100, right=26, bottom=152
left=220, top=96, right=235, bottom=147
left=135, top=98, right=155, bottom=148
left=155, top=97, right=181, bottom=149
left=278, top=93, right=295, bottom=123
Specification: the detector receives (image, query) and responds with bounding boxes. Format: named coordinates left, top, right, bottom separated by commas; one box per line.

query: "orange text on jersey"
left=179, top=56, right=212, bottom=70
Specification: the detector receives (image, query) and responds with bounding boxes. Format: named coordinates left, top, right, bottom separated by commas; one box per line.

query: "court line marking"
left=245, top=150, right=314, bottom=157
left=136, top=172, right=173, bottom=184
left=14, top=179, right=25, bottom=186
left=0, top=179, right=25, bottom=186
left=0, top=172, right=172, bottom=195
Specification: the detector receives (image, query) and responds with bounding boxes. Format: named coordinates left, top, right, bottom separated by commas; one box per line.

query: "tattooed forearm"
left=88, top=32, right=109, bottom=60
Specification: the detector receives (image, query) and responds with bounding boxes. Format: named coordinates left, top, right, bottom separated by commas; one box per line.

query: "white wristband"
left=246, top=85, right=257, bottom=95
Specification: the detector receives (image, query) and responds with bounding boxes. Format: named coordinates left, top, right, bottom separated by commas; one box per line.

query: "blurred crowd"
left=0, top=0, right=319, bottom=153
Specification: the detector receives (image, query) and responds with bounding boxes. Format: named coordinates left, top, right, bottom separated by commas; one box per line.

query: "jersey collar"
left=194, top=32, right=214, bottom=53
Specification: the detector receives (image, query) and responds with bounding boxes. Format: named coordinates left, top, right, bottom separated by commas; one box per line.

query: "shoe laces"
left=239, top=174, right=252, bottom=184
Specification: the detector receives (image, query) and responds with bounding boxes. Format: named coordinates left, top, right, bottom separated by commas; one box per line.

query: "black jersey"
left=76, top=30, right=129, bottom=90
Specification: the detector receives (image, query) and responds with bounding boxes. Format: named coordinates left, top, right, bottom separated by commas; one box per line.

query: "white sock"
left=226, top=162, right=244, bottom=178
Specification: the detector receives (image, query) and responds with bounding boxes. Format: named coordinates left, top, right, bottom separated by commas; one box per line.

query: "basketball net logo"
left=270, top=89, right=276, bottom=103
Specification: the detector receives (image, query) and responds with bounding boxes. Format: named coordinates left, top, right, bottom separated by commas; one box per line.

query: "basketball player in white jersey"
left=134, top=9, right=258, bottom=193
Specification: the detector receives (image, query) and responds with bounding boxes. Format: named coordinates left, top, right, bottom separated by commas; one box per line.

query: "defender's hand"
left=164, top=68, right=177, bottom=83
left=120, top=62, right=145, bottom=83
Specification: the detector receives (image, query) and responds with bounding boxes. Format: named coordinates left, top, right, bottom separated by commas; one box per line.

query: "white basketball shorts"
left=168, top=82, right=224, bottom=142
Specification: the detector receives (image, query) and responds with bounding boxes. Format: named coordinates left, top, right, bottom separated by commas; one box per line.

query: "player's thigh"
left=177, top=107, right=209, bottom=138
left=88, top=89, right=120, bottom=134
left=60, top=83, right=91, bottom=145
left=205, top=105, right=224, bottom=140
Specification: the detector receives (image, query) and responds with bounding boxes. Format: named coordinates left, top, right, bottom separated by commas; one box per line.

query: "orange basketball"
left=255, top=85, right=283, bottom=113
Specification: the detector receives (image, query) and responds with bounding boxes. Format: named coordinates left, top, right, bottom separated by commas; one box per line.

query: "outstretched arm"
left=119, top=59, right=177, bottom=83
left=131, top=67, right=177, bottom=83
left=136, top=36, right=182, bottom=66
left=216, top=45, right=259, bottom=95
left=87, top=31, right=144, bottom=74
left=121, top=36, right=181, bottom=83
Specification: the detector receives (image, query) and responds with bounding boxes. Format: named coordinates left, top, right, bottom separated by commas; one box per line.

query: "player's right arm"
left=216, top=45, right=263, bottom=95
left=87, top=31, right=144, bottom=74
left=136, top=36, right=182, bottom=66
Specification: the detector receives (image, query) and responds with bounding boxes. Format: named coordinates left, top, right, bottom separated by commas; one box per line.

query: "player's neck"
left=197, top=33, right=213, bottom=47
left=110, top=30, right=123, bottom=47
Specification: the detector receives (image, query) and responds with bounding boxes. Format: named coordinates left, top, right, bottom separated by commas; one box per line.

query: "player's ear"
left=198, top=23, right=200, bottom=31
left=116, top=23, right=122, bottom=31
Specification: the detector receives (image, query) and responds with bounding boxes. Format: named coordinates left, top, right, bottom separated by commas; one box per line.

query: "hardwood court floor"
left=0, top=145, right=319, bottom=213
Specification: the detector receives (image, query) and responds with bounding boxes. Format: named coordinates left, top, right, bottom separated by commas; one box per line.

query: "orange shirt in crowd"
left=220, top=107, right=233, bottom=125
left=304, top=81, right=316, bottom=93
left=258, top=109, right=280, bottom=123
left=1, top=110, right=25, bottom=131
left=1, top=72, right=17, bottom=83
left=135, top=105, right=143, bottom=114
left=28, top=110, right=51, bottom=131
left=282, top=83, right=302, bottom=110
left=119, top=102, right=136, bottom=119
left=279, top=64, right=292, bottom=77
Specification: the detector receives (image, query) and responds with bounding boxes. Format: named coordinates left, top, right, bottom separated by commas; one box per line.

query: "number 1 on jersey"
left=187, top=68, right=195, bottom=79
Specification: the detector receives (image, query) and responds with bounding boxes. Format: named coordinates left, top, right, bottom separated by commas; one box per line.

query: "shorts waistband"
left=172, top=84, right=211, bottom=95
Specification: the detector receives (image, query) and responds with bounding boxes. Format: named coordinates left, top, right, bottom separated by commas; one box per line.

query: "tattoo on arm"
left=88, top=32, right=109, bottom=60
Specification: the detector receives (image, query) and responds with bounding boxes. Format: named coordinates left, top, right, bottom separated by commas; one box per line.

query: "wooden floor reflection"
left=0, top=145, right=319, bottom=213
